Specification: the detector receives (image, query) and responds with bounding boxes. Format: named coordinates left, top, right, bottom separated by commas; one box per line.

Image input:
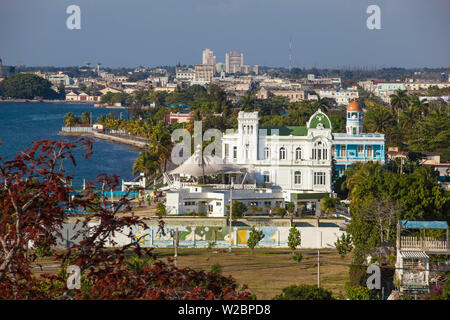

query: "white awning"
left=400, top=251, right=429, bottom=259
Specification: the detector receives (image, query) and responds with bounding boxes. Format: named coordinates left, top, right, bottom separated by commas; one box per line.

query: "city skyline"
left=0, top=0, right=450, bottom=69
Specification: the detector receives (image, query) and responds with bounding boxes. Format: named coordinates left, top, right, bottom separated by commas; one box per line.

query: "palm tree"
left=365, top=105, right=394, bottom=133
left=132, top=151, right=159, bottom=178
left=389, top=89, right=409, bottom=124
left=410, top=95, right=428, bottom=120
left=313, top=96, right=331, bottom=112
left=239, top=91, right=257, bottom=111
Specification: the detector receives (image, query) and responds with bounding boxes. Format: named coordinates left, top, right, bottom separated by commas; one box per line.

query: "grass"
left=31, top=247, right=352, bottom=300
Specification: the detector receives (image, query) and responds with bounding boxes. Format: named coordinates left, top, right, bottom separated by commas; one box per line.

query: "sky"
left=0, top=0, right=449, bottom=68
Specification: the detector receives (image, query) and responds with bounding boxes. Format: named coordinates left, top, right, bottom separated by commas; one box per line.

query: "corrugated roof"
left=400, top=251, right=429, bottom=259
left=401, top=220, right=448, bottom=230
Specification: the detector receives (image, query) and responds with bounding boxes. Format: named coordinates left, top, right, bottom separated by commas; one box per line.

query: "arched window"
left=294, top=171, right=302, bottom=185
left=295, top=147, right=302, bottom=160
left=264, top=147, right=270, bottom=160
left=279, top=147, right=286, bottom=160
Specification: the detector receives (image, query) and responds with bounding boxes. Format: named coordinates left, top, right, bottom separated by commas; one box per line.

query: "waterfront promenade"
left=59, top=127, right=148, bottom=149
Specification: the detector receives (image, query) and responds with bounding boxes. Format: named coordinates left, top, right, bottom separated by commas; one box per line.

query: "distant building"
left=332, top=100, right=386, bottom=177
left=194, top=64, right=215, bottom=82
left=202, top=48, right=216, bottom=66
left=65, top=91, right=100, bottom=102
left=164, top=112, right=193, bottom=124
left=0, top=57, right=2, bottom=76
left=225, top=50, right=244, bottom=74
left=176, top=67, right=195, bottom=81
left=319, top=87, right=359, bottom=106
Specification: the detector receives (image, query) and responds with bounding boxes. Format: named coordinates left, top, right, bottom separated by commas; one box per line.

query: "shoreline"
left=58, top=131, right=148, bottom=149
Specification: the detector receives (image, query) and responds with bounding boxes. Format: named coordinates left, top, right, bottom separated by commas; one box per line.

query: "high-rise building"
left=225, top=50, right=244, bottom=73
left=194, top=64, right=215, bottom=82
left=202, top=48, right=216, bottom=66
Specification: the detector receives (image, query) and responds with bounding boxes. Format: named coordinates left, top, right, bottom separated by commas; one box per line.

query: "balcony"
left=401, top=236, right=449, bottom=252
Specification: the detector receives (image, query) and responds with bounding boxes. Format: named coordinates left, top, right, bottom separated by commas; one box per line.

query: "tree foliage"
left=247, top=226, right=264, bottom=251
left=288, top=223, right=301, bottom=252
left=0, top=74, right=58, bottom=99
left=273, top=285, right=334, bottom=300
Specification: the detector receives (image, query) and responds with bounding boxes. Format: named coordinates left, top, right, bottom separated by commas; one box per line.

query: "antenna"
left=289, top=37, right=292, bottom=72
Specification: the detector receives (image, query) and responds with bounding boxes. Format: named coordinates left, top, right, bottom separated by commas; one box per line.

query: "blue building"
left=332, top=100, right=385, bottom=177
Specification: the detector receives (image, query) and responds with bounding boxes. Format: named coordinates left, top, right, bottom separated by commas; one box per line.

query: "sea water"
left=0, top=102, right=140, bottom=188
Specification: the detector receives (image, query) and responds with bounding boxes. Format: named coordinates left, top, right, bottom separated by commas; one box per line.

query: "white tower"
left=346, top=100, right=363, bottom=136
left=237, top=111, right=259, bottom=164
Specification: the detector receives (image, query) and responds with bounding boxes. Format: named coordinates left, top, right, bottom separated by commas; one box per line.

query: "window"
left=263, top=171, right=270, bottom=183
left=314, top=172, right=326, bottom=185
left=313, top=141, right=327, bottom=160
left=264, top=147, right=270, bottom=160
left=353, top=127, right=357, bottom=135
left=340, top=145, right=346, bottom=158
left=279, top=147, right=286, bottom=160
left=216, top=202, right=221, bottom=206
left=367, top=145, right=373, bottom=158
left=357, top=145, right=363, bottom=154
left=294, top=171, right=302, bottom=185
left=295, top=147, right=302, bottom=160
left=224, top=144, right=229, bottom=158
left=233, top=146, right=237, bottom=159
left=184, top=201, right=196, bottom=206
left=332, top=146, right=336, bottom=158
left=264, top=201, right=271, bottom=206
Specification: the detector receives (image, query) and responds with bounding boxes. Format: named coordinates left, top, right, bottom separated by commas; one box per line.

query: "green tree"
left=0, top=74, right=57, bottom=99
left=364, top=104, right=394, bottom=134
left=345, top=285, right=378, bottom=300
left=320, top=195, right=340, bottom=216
left=132, top=151, right=159, bottom=179
left=64, top=112, right=80, bottom=127
left=389, top=89, right=409, bottom=124
left=247, top=226, right=264, bottom=251
left=273, top=285, right=334, bottom=300
left=334, top=233, right=353, bottom=257
left=288, top=223, right=301, bottom=252
left=227, top=201, right=247, bottom=220
left=286, top=202, right=295, bottom=215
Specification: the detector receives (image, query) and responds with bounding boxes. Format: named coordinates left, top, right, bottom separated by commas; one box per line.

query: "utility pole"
left=317, top=249, right=321, bottom=288
left=228, top=179, right=233, bottom=253
left=174, top=228, right=179, bottom=267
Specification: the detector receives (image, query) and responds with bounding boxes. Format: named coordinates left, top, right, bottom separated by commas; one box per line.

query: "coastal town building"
left=166, top=109, right=334, bottom=216
left=65, top=90, right=100, bottom=102
left=194, top=64, right=215, bottom=82
left=202, top=48, right=216, bottom=66
left=332, top=100, right=385, bottom=177
left=318, top=87, right=359, bottom=106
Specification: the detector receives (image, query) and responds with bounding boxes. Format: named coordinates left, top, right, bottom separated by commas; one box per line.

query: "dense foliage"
left=273, top=285, right=334, bottom=300
left=0, top=74, right=58, bottom=99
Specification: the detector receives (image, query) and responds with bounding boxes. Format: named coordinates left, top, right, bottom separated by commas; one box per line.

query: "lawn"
left=31, top=248, right=351, bottom=299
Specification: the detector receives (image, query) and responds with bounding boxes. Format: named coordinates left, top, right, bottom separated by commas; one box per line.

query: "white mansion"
left=222, top=110, right=333, bottom=196
left=165, top=109, right=335, bottom=217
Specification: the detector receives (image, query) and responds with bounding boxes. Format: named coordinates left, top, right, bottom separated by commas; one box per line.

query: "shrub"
left=334, top=233, right=353, bottom=257
left=288, top=223, right=301, bottom=251
left=345, top=284, right=378, bottom=300
left=210, top=264, right=223, bottom=274
left=273, top=285, right=334, bottom=300
left=156, top=203, right=166, bottom=216
left=247, top=226, right=265, bottom=251
left=292, top=252, right=303, bottom=263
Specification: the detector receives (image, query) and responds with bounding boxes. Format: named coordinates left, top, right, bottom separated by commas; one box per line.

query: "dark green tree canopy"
left=0, top=73, right=58, bottom=99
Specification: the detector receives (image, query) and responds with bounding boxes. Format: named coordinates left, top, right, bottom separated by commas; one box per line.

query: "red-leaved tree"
left=0, top=138, right=251, bottom=300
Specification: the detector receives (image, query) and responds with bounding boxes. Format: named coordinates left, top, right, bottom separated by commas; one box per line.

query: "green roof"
left=261, top=126, right=308, bottom=136
left=309, top=114, right=331, bottom=129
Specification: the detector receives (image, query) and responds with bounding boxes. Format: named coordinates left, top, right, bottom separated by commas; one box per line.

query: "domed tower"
left=346, top=100, right=363, bottom=136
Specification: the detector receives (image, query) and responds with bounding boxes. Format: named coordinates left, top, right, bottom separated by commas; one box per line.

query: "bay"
left=0, top=102, right=140, bottom=188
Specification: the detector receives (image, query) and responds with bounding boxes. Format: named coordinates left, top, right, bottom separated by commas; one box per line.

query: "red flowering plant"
left=0, top=138, right=252, bottom=300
